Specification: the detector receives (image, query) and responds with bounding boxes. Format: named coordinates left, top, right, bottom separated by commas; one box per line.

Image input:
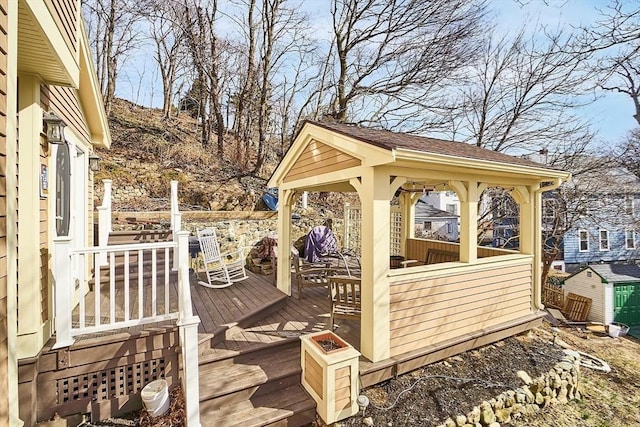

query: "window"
left=599, top=230, right=610, bottom=251
left=626, top=198, right=634, bottom=215
left=55, top=143, right=71, bottom=236
left=586, top=271, right=592, bottom=278
left=424, top=221, right=432, bottom=230
left=578, top=230, right=588, bottom=252
left=446, top=204, right=457, bottom=215
left=626, top=230, right=635, bottom=249
left=542, top=199, right=555, bottom=220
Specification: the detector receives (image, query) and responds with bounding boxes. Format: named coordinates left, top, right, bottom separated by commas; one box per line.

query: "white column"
left=176, top=231, right=201, bottom=426
left=52, top=237, right=75, bottom=349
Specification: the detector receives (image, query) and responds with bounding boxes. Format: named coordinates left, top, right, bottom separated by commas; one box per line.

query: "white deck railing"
left=53, top=230, right=201, bottom=426
left=53, top=236, right=191, bottom=343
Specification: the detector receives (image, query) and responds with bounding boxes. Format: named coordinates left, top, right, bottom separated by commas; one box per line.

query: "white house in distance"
left=414, top=198, right=459, bottom=241
left=420, top=189, right=460, bottom=215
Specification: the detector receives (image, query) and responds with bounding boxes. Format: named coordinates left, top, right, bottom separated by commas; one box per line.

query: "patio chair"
left=329, top=275, right=361, bottom=330
left=293, top=253, right=333, bottom=299
left=197, top=228, right=247, bottom=288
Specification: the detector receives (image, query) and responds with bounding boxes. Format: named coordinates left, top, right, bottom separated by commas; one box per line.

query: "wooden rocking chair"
left=197, top=228, right=247, bottom=288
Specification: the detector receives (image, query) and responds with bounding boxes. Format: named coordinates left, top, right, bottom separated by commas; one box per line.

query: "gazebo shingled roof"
left=307, top=120, right=554, bottom=171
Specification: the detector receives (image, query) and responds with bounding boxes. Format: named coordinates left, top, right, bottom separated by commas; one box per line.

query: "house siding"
left=41, top=84, right=91, bottom=143
left=563, top=269, right=607, bottom=323
left=46, top=0, right=78, bottom=58
left=389, top=261, right=532, bottom=356
left=283, top=139, right=361, bottom=183
left=564, top=223, right=640, bottom=266
left=0, top=0, right=8, bottom=423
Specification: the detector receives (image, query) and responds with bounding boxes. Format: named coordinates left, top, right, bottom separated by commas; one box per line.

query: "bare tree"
left=445, top=27, right=595, bottom=156
left=83, top=0, right=144, bottom=115
left=182, top=0, right=226, bottom=154
left=580, top=1, right=640, bottom=125
left=326, top=0, right=487, bottom=125
left=147, top=1, right=189, bottom=118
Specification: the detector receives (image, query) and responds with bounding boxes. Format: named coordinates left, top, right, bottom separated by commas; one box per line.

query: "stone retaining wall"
left=436, top=350, right=581, bottom=427
left=108, top=211, right=346, bottom=256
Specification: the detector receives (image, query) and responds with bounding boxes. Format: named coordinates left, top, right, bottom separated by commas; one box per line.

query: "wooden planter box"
left=300, top=331, right=361, bottom=424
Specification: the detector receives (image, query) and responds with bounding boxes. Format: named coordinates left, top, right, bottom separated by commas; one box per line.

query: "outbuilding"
left=563, top=264, right=640, bottom=326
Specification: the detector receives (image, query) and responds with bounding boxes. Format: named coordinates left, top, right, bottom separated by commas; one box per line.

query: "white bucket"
left=608, top=323, right=621, bottom=338
left=141, top=379, right=170, bottom=417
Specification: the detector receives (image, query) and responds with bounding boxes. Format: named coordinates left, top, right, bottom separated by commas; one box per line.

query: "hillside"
left=95, top=99, right=356, bottom=214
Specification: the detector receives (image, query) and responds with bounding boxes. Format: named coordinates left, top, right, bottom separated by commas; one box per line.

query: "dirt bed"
left=338, top=329, right=565, bottom=427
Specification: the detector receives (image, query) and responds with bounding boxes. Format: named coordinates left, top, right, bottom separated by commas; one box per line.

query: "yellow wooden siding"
left=0, top=0, right=8, bottom=422
left=405, top=238, right=512, bottom=262
left=46, top=0, right=77, bottom=57
left=389, top=262, right=532, bottom=356
left=334, top=366, right=351, bottom=411
left=304, top=351, right=323, bottom=399
left=39, top=139, right=49, bottom=323
left=283, top=139, right=361, bottom=183
left=43, top=85, right=91, bottom=143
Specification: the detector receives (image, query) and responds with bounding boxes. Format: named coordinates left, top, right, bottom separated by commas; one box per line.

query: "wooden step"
left=198, top=341, right=316, bottom=427
left=198, top=343, right=301, bottom=402
left=199, top=383, right=316, bottom=427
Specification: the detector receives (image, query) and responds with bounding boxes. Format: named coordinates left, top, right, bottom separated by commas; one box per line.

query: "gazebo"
left=268, top=121, right=570, bottom=364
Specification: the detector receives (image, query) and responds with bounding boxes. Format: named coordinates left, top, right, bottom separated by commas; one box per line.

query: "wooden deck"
left=72, top=266, right=540, bottom=390
left=73, top=268, right=360, bottom=353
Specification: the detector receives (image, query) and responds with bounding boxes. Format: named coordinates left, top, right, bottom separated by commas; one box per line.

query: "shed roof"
left=308, top=121, right=556, bottom=171
left=415, top=201, right=458, bottom=218
left=582, top=264, right=640, bottom=283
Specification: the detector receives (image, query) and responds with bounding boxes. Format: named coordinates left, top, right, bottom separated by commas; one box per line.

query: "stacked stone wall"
left=437, top=351, right=581, bottom=427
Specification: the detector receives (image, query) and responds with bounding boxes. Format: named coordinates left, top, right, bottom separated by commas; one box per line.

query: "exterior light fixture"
left=43, top=111, right=67, bottom=144
left=88, top=154, right=100, bottom=172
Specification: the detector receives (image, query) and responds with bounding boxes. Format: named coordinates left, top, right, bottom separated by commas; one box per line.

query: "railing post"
left=176, top=231, right=201, bottom=426
left=97, top=179, right=112, bottom=266
left=171, top=181, right=181, bottom=270
left=171, top=180, right=179, bottom=232
left=52, top=237, right=75, bottom=349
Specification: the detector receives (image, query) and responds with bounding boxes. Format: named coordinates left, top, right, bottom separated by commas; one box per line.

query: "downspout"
left=533, top=177, right=564, bottom=310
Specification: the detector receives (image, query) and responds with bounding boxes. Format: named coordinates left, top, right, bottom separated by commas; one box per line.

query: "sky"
left=115, top=0, right=639, bottom=145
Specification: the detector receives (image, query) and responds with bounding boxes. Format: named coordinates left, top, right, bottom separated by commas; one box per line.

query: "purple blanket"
left=304, top=225, right=338, bottom=263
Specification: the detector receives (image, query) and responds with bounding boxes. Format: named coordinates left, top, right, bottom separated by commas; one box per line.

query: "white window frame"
left=626, top=229, right=635, bottom=249
left=578, top=230, right=589, bottom=252
left=626, top=197, right=634, bottom=215
left=599, top=229, right=610, bottom=251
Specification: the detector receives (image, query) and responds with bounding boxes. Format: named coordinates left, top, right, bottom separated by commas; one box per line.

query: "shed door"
left=614, top=283, right=640, bottom=325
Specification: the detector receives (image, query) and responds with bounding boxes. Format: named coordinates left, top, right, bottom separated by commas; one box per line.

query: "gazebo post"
left=356, top=171, right=391, bottom=362
left=450, top=180, right=484, bottom=263
left=276, top=188, right=295, bottom=296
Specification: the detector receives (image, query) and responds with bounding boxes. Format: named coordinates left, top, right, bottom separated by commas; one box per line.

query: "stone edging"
left=436, top=350, right=581, bottom=427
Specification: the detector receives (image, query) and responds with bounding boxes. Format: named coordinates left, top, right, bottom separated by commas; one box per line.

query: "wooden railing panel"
left=389, top=260, right=533, bottom=357
left=405, top=238, right=515, bottom=264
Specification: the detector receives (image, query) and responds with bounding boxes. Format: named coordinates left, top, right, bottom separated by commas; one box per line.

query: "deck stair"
left=96, top=229, right=317, bottom=426
left=198, top=340, right=316, bottom=426
left=195, top=286, right=316, bottom=426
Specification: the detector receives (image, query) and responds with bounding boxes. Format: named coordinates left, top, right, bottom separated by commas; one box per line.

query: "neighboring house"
left=2, top=2, right=110, bottom=425
left=563, top=264, right=640, bottom=327
left=561, top=168, right=640, bottom=272
left=414, top=199, right=459, bottom=242
left=419, top=189, right=460, bottom=215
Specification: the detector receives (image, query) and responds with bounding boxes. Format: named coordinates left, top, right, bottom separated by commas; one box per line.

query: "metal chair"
left=197, top=228, right=247, bottom=288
